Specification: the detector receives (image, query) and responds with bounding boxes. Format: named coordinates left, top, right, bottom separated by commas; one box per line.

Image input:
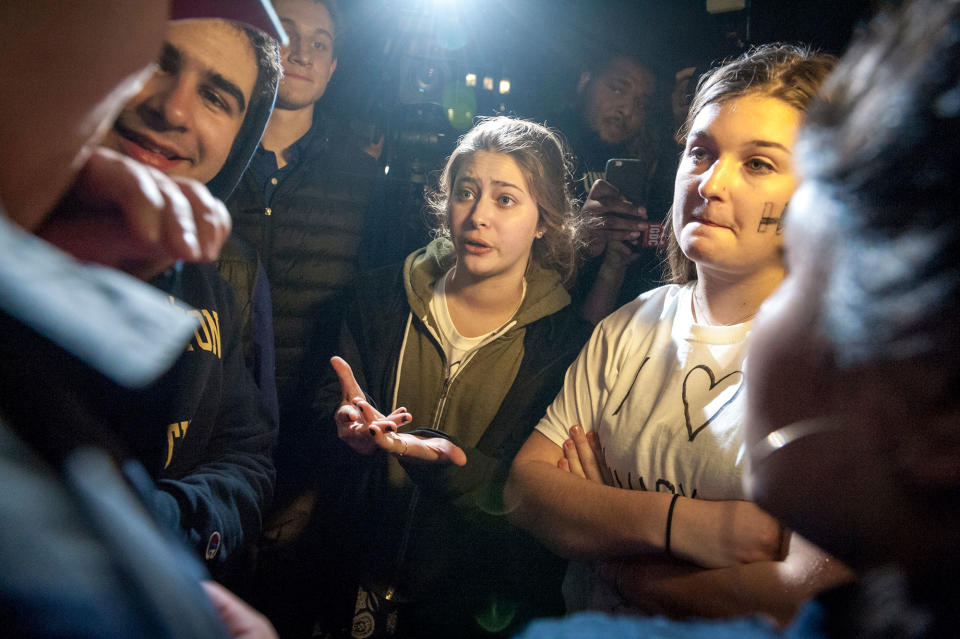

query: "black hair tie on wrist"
left=665, top=493, right=680, bottom=558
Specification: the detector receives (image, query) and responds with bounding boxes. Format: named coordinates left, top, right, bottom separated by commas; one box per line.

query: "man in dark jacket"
left=225, top=0, right=379, bottom=481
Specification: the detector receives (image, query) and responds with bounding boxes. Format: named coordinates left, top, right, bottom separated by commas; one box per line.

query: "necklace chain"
left=691, top=289, right=759, bottom=326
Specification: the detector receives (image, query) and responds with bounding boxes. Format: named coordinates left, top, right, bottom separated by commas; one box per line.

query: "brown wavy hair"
left=426, top=116, right=587, bottom=285
left=664, top=43, right=837, bottom=284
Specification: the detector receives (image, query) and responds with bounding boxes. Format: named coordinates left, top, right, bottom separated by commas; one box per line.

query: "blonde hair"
left=426, top=116, right=586, bottom=284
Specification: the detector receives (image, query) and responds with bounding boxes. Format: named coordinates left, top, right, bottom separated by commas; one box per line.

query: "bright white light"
left=384, top=165, right=390, bottom=175
left=482, top=76, right=494, bottom=91
left=499, top=79, right=511, bottom=95
left=465, top=73, right=477, bottom=87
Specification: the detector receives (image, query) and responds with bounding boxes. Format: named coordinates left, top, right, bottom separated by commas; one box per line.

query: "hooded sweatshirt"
left=210, top=55, right=279, bottom=423
left=395, top=237, right=572, bottom=461
left=143, top=55, right=280, bottom=567
left=310, top=238, right=593, bottom=638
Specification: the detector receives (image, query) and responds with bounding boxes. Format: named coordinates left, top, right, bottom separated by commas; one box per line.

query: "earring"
left=536, top=231, right=544, bottom=239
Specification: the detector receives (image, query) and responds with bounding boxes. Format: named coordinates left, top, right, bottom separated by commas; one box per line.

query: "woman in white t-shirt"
left=505, top=44, right=852, bottom=625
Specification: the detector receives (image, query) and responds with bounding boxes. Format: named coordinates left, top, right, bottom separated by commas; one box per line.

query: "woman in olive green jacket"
left=320, top=116, right=592, bottom=638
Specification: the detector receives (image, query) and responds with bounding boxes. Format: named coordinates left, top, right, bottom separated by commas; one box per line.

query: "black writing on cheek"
left=757, top=201, right=788, bottom=235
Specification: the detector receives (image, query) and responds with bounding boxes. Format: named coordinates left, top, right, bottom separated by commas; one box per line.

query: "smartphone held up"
left=603, top=158, right=665, bottom=250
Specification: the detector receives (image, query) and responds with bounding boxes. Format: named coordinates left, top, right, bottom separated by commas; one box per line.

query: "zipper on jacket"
left=383, top=311, right=519, bottom=600
left=429, top=375, right=454, bottom=431
left=407, top=312, right=454, bottom=433
left=385, top=484, right=420, bottom=601
left=384, top=358, right=460, bottom=600
left=418, top=313, right=517, bottom=434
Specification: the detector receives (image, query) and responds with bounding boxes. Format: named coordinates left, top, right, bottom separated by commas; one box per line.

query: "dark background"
left=325, top=0, right=881, bottom=126
left=319, top=0, right=886, bottom=261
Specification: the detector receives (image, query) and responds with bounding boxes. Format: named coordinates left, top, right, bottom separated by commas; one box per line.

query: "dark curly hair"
left=790, top=6, right=960, bottom=633
left=237, top=23, right=283, bottom=120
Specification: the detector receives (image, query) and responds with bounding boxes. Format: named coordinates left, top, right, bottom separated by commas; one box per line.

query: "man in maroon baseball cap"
left=172, top=0, right=288, bottom=45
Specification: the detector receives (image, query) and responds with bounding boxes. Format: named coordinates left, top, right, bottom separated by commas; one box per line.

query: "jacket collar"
left=402, top=237, right=570, bottom=330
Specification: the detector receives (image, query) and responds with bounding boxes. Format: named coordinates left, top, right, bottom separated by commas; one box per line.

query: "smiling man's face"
left=102, top=19, right=257, bottom=183
left=273, top=0, right=338, bottom=110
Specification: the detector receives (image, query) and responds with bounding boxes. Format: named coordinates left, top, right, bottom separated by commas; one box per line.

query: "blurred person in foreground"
left=518, top=0, right=960, bottom=637
left=0, top=0, right=285, bottom=636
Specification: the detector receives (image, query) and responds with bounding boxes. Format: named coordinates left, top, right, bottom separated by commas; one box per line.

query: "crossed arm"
left=505, top=429, right=784, bottom=566
left=504, top=428, right=852, bottom=625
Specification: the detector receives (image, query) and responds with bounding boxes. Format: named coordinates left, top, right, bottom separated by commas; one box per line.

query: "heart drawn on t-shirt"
left=682, top=364, right=744, bottom=442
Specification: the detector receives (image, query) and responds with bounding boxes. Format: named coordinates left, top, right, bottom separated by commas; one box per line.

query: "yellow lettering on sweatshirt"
left=164, top=420, right=191, bottom=469
left=165, top=296, right=221, bottom=359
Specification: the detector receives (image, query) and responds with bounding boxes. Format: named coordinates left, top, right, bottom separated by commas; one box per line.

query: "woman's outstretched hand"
left=331, top=355, right=411, bottom=455
left=331, top=357, right=467, bottom=466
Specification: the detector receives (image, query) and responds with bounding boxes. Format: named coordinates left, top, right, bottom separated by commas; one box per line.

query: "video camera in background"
left=357, top=0, right=520, bottom=267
